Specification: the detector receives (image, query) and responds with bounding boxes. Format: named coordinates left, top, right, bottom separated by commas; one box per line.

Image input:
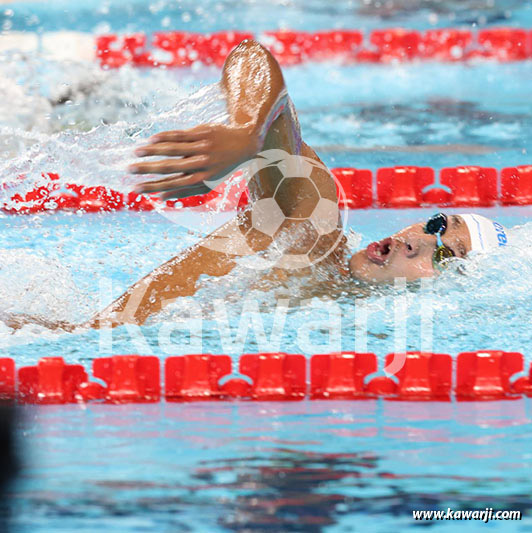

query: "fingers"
left=148, top=126, right=210, bottom=144
left=135, top=172, right=211, bottom=194
left=135, top=175, right=191, bottom=194
left=128, top=125, right=218, bottom=196
left=134, top=140, right=208, bottom=158
left=129, top=155, right=209, bottom=175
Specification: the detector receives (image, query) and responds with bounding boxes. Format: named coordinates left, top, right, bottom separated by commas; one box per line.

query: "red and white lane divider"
left=0, top=171, right=249, bottom=214
left=97, top=28, right=532, bottom=67
left=1, top=350, right=531, bottom=404
left=0, top=28, right=531, bottom=65
left=2, top=165, right=531, bottom=214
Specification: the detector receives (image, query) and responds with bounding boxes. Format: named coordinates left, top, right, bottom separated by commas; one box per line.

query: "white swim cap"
left=459, top=214, right=509, bottom=252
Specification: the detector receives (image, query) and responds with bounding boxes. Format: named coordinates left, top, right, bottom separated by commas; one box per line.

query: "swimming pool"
left=8, top=399, right=532, bottom=533
left=2, top=0, right=532, bottom=531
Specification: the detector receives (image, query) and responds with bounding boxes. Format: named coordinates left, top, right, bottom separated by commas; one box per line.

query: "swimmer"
left=4, top=40, right=508, bottom=331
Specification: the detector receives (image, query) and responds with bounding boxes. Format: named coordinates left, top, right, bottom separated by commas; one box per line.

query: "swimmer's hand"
left=129, top=123, right=259, bottom=200
left=130, top=39, right=291, bottom=200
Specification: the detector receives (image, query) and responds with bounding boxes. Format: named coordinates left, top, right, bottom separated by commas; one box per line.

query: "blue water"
left=9, top=400, right=532, bottom=532
left=1, top=208, right=532, bottom=365
left=1, top=0, right=532, bottom=531
left=2, top=0, right=532, bottom=33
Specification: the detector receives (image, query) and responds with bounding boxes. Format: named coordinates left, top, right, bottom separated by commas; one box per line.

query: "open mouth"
left=366, top=237, right=393, bottom=266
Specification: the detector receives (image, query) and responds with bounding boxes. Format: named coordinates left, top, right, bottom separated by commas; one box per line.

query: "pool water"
left=1, top=0, right=532, bottom=531
left=1, top=208, right=532, bottom=365
left=3, top=0, right=532, bottom=34
left=10, top=400, right=532, bottom=533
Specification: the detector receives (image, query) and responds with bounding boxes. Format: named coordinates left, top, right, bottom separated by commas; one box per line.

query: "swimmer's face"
left=348, top=215, right=472, bottom=283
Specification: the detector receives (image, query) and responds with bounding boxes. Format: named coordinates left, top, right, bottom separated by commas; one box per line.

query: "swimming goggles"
left=423, top=213, right=455, bottom=271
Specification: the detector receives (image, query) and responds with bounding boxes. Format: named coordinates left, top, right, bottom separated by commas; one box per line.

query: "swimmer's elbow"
left=224, top=39, right=284, bottom=80
left=229, top=39, right=267, bottom=59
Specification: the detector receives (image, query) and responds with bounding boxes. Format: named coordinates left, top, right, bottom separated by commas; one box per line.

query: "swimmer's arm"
left=130, top=39, right=302, bottom=200
left=0, top=216, right=253, bottom=330
left=85, top=210, right=267, bottom=328
left=2, top=211, right=268, bottom=331
left=0, top=312, right=77, bottom=332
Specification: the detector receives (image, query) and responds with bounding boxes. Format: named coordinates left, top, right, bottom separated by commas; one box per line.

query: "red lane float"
left=65, top=185, right=124, bottom=212
left=2, top=172, right=59, bottom=214
left=310, top=352, right=377, bottom=399
left=1, top=172, right=248, bottom=213
left=95, top=35, right=130, bottom=69
left=365, top=352, right=452, bottom=401
left=332, top=168, right=373, bottom=208
left=6, top=164, right=532, bottom=213
left=122, top=34, right=155, bottom=67
left=511, top=362, right=532, bottom=396
left=165, top=354, right=233, bottom=400
left=18, top=357, right=88, bottom=404
left=263, top=30, right=365, bottom=65
left=98, top=30, right=253, bottom=68
left=126, top=191, right=157, bottom=211
left=204, top=31, right=255, bottom=66
left=376, top=166, right=435, bottom=207
left=367, top=29, right=422, bottom=62
left=95, top=28, right=532, bottom=69
left=48, top=185, right=124, bottom=212
left=152, top=31, right=206, bottom=67
left=455, top=351, right=523, bottom=401
left=475, top=28, right=529, bottom=61
left=0, top=359, right=15, bottom=401
left=262, top=31, right=312, bottom=66
left=420, top=29, right=473, bottom=61
left=439, top=166, right=498, bottom=207
left=501, top=165, right=532, bottom=205
left=86, top=355, right=161, bottom=403
left=155, top=30, right=253, bottom=67
left=2, top=352, right=532, bottom=404
left=307, top=30, right=364, bottom=62
left=239, top=353, right=306, bottom=400
left=2, top=177, right=126, bottom=214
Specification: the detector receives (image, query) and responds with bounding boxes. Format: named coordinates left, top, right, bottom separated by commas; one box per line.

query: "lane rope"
left=0, top=28, right=530, bottom=65
left=2, top=351, right=530, bottom=404
left=2, top=165, right=531, bottom=213
left=95, top=28, right=532, bottom=67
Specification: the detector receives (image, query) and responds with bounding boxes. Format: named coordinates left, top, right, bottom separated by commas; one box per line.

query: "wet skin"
left=0, top=42, right=479, bottom=332
left=348, top=215, right=473, bottom=283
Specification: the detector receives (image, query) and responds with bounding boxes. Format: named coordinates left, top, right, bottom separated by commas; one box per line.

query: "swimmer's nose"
left=393, top=234, right=420, bottom=258
left=395, top=224, right=437, bottom=258
left=403, top=239, right=419, bottom=258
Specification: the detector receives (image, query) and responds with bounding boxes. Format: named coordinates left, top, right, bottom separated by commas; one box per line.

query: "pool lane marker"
left=0, top=28, right=531, bottom=65
left=2, top=351, right=531, bottom=404
left=94, top=28, right=532, bottom=67
left=2, top=165, right=531, bottom=214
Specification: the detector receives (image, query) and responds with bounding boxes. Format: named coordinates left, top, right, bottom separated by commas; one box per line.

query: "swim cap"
left=459, top=214, right=509, bottom=252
